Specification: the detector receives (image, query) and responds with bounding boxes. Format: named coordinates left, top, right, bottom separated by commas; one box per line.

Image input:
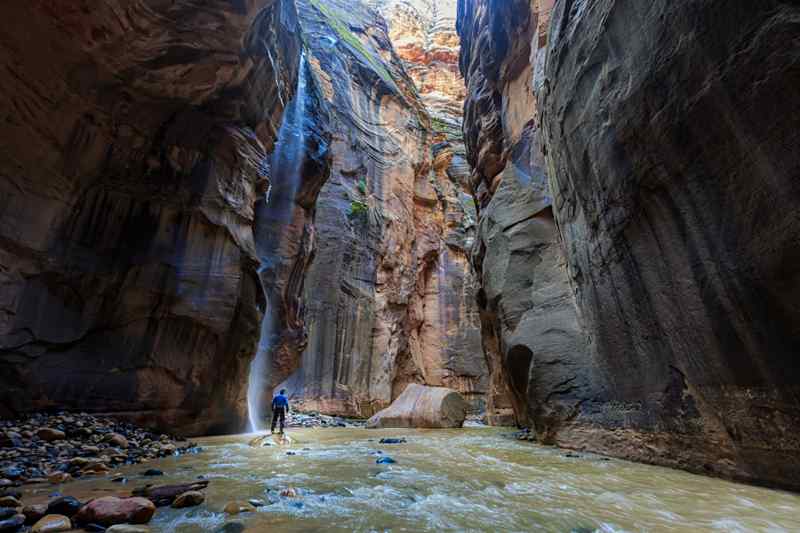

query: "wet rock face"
left=0, top=0, right=301, bottom=435
left=268, top=0, right=486, bottom=418
left=538, top=0, right=800, bottom=488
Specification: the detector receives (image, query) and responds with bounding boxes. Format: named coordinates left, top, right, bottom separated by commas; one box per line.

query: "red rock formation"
left=266, top=0, right=488, bottom=418
left=0, top=0, right=301, bottom=435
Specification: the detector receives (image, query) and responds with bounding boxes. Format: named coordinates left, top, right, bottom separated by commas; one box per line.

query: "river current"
left=23, top=428, right=800, bottom=532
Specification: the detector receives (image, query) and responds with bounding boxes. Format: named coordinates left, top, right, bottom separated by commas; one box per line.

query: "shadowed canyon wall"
left=0, top=0, right=302, bottom=436
left=458, top=0, right=800, bottom=489
left=268, top=0, right=488, bottom=418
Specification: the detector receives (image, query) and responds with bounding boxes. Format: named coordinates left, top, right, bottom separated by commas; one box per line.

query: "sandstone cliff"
left=459, top=0, right=800, bottom=489
left=0, top=0, right=301, bottom=436
left=268, top=0, right=488, bottom=417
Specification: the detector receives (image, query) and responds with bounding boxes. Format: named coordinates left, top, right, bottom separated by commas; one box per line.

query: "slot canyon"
left=0, top=0, right=799, bottom=531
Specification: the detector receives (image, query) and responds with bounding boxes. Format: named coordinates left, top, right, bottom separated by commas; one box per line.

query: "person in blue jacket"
left=270, top=389, right=290, bottom=434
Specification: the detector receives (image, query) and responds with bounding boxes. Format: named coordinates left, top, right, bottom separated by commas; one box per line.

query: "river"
left=23, top=428, right=800, bottom=532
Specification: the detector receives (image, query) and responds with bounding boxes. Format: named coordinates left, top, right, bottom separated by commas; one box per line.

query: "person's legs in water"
left=270, top=408, right=280, bottom=434
left=278, top=408, right=286, bottom=434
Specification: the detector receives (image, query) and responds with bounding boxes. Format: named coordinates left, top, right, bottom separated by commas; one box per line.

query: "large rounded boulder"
left=367, top=384, right=468, bottom=429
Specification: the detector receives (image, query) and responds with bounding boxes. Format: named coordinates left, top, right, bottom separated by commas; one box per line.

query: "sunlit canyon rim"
left=0, top=0, right=798, bottom=518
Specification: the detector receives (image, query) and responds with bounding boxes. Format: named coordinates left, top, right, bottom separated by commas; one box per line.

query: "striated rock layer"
left=367, top=383, right=468, bottom=428
left=0, top=0, right=301, bottom=435
left=269, top=0, right=487, bottom=418
left=459, top=0, right=800, bottom=489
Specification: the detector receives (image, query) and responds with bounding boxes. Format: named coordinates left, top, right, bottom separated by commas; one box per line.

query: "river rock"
left=0, top=514, right=24, bottom=532
left=74, top=497, right=155, bottom=526
left=22, top=504, right=47, bottom=524
left=46, top=496, right=82, bottom=518
left=376, top=457, right=396, bottom=464
left=1, top=468, right=22, bottom=481
left=31, top=514, right=71, bottom=532
left=171, top=491, right=204, bottom=509
left=279, top=488, right=298, bottom=498
left=367, top=384, right=468, bottom=428
left=141, top=470, right=162, bottom=477
left=106, top=526, right=151, bottom=533
left=105, top=434, right=129, bottom=449
left=0, top=495, right=20, bottom=508
left=36, top=429, right=65, bottom=443
left=222, top=501, right=256, bottom=515
left=0, top=509, right=14, bottom=521
left=47, top=473, right=70, bottom=485
left=132, top=481, right=209, bottom=507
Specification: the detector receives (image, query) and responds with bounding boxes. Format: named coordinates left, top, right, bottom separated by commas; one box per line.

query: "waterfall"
left=246, top=52, right=308, bottom=433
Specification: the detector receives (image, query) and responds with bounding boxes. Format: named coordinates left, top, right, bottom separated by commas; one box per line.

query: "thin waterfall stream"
left=247, top=52, right=309, bottom=433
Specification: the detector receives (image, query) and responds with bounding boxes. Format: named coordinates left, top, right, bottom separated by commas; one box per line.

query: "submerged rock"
left=171, top=491, right=205, bottom=509
left=105, top=526, right=151, bottom=533
left=367, top=384, right=468, bottom=429
left=142, top=470, right=163, bottom=477
left=46, top=496, right=82, bottom=517
left=223, top=501, right=256, bottom=515
left=376, top=457, right=397, bottom=464
left=378, top=438, right=406, bottom=444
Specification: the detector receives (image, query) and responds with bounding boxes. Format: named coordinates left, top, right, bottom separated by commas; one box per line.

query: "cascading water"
left=247, top=52, right=309, bottom=433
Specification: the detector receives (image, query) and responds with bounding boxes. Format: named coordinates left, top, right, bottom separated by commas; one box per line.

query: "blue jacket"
left=272, top=394, right=289, bottom=410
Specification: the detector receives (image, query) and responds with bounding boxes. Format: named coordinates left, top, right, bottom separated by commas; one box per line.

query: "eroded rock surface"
left=270, top=0, right=487, bottom=417
left=0, top=0, right=301, bottom=435
left=459, top=0, right=800, bottom=489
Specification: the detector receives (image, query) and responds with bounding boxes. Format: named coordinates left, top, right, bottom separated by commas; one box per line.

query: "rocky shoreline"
left=1, top=413, right=197, bottom=489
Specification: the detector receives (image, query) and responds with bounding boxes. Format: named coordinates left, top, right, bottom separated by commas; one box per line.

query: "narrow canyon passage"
left=1, top=0, right=799, bottom=531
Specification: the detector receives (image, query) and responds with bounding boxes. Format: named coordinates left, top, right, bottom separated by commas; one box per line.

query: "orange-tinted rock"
left=74, top=497, right=155, bottom=527
left=367, top=384, right=468, bottom=428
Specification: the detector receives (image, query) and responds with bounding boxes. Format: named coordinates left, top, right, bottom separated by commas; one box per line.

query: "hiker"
left=271, top=389, right=289, bottom=434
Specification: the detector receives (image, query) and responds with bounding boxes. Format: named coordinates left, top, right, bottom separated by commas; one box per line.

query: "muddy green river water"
left=24, top=428, right=800, bottom=532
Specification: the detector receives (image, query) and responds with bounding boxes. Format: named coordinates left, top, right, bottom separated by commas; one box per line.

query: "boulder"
left=74, top=497, right=155, bottom=526
left=31, top=514, right=71, bottom=532
left=132, top=481, right=208, bottom=507
left=366, top=384, right=468, bottom=429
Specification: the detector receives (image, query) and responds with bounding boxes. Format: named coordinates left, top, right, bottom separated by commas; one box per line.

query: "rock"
left=132, top=481, right=209, bottom=507
left=47, top=473, right=70, bottom=485
left=0, top=496, right=20, bottom=508
left=0, top=433, right=22, bottom=448
left=0, top=509, right=14, bottom=521
left=222, top=501, right=256, bottom=515
left=378, top=438, right=406, bottom=444
left=376, top=457, right=396, bottom=464
left=106, top=526, right=151, bottom=533
left=0, top=514, right=24, bottom=532
left=0, top=481, right=11, bottom=489
left=215, top=523, right=245, bottom=533
left=46, top=496, right=82, bottom=518
left=22, top=504, right=47, bottom=525
left=0, top=0, right=302, bottom=439
left=367, top=384, right=468, bottom=428
left=74, top=497, right=155, bottom=527
left=247, top=499, right=265, bottom=508
left=171, top=491, right=204, bottom=509
left=141, top=470, right=162, bottom=477
left=1, top=468, right=22, bottom=481
left=36, top=429, right=65, bottom=443
left=105, top=434, right=128, bottom=450
left=31, top=514, right=71, bottom=532
left=82, top=524, right=107, bottom=532
left=278, top=488, right=298, bottom=498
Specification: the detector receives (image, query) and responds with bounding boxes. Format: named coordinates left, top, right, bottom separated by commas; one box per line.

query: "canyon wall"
left=459, top=0, right=800, bottom=488
left=273, top=0, right=487, bottom=417
left=0, top=0, right=301, bottom=436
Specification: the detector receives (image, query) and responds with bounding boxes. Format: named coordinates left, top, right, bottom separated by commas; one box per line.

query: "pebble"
left=378, top=438, right=406, bottom=444
left=376, top=456, right=396, bottom=464
left=142, top=469, right=163, bottom=477
left=31, top=514, right=71, bottom=532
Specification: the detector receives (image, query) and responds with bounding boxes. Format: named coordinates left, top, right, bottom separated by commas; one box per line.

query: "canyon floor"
left=12, top=427, right=800, bottom=532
